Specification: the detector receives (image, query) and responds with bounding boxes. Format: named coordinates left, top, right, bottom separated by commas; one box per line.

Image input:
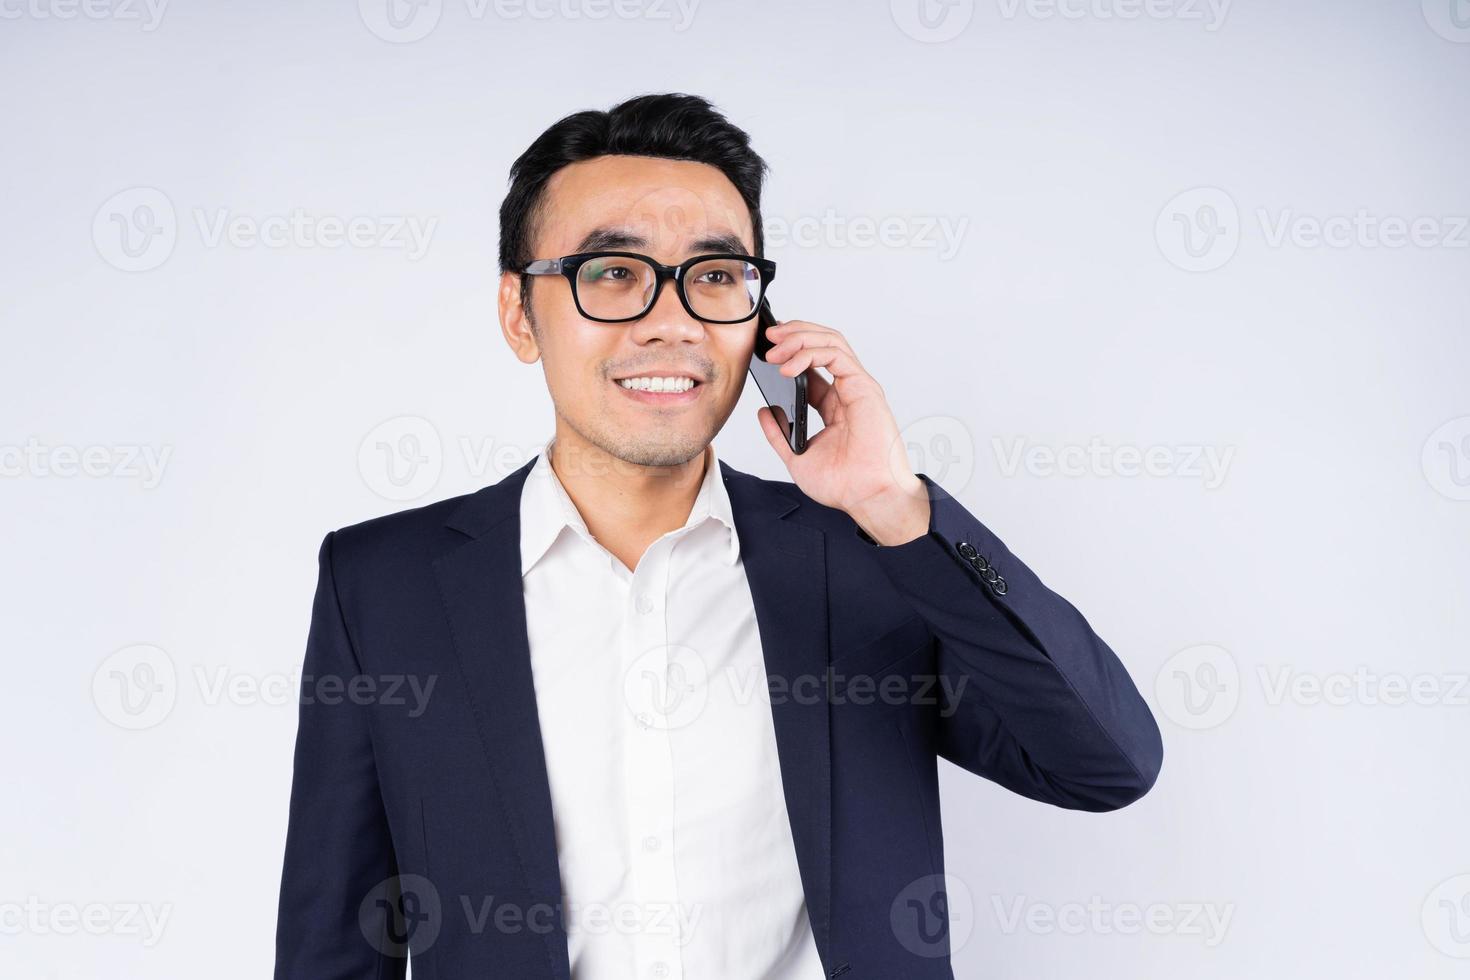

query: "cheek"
left=540, top=327, right=618, bottom=406
left=547, top=360, right=607, bottom=411
left=714, top=335, right=755, bottom=393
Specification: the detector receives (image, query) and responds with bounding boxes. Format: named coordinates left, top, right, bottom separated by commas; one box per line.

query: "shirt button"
left=636, top=593, right=656, bottom=614
left=642, top=835, right=661, bottom=852
left=651, top=963, right=669, bottom=979
left=635, top=712, right=652, bottom=729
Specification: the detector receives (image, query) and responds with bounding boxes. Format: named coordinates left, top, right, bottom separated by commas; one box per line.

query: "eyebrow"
left=573, top=226, right=751, bottom=257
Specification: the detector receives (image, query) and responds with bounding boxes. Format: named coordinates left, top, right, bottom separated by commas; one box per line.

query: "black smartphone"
left=748, top=297, right=808, bottom=454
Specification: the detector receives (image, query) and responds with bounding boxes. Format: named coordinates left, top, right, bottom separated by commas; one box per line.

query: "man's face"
left=500, top=154, right=759, bottom=469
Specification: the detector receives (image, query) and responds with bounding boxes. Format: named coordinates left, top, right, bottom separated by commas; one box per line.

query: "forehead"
left=535, top=154, right=755, bottom=260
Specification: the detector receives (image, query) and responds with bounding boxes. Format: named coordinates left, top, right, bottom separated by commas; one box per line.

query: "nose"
left=627, top=275, right=705, bottom=345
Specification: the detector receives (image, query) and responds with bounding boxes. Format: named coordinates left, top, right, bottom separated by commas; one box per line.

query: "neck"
left=545, top=424, right=709, bottom=563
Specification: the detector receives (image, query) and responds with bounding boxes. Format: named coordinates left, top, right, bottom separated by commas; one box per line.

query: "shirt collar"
left=519, top=438, right=740, bottom=578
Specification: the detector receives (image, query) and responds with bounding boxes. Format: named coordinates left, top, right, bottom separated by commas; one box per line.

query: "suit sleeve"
left=856, top=474, right=1163, bottom=811
left=274, top=531, right=407, bottom=980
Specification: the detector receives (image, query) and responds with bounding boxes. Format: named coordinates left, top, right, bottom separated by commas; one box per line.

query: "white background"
left=3, top=0, right=1468, bottom=977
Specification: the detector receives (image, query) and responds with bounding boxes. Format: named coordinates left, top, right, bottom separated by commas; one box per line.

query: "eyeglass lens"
left=574, top=256, right=763, bottom=321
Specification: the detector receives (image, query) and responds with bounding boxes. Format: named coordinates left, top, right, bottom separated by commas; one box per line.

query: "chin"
left=593, top=427, right=709, bottom=470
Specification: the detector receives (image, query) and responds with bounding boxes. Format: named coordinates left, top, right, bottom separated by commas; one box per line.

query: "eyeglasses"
left=521, top=250, right=777, bottom=324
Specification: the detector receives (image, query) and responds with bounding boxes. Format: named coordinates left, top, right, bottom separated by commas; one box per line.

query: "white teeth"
left=617, top=376, right=696, bottom=392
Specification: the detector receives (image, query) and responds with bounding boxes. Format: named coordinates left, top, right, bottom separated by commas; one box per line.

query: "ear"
left=499, top=271, right=541, bottom=364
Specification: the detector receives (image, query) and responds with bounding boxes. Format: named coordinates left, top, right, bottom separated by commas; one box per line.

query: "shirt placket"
left=620, top=534, right=685, bottom=980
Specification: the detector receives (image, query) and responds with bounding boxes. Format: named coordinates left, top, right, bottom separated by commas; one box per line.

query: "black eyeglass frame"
left=520, top=250, right=778, bottom=324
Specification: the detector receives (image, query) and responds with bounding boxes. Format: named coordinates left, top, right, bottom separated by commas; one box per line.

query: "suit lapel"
left=430, top=455, right=833, bottom=973
left=433, top=458, right=571, bottom=980
left=720, top=460, right=834, bottom=963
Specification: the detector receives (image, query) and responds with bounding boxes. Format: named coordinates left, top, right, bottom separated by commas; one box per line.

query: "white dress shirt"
left=518, top=436, right=827, bottom=980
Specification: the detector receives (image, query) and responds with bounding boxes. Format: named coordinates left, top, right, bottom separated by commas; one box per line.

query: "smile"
left=612, top=375, right=704, bottom=404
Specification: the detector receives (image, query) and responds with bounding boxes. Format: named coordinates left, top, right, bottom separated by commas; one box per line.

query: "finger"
left=764, top=320, right=849, bottom=348
left=756, top=405, right=795, bottom=466
left=766, top=320, right=844, bottom=341
left=766, top=328, right=859, bottom=365
left=764, top=323, right=834, bottom=339
left=804, top=369, right=841, bottom=423
left=781, top=344, right=874, bottom=386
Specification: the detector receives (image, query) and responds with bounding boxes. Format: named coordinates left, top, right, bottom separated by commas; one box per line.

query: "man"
left=274, top=92, right=1162, bottom=980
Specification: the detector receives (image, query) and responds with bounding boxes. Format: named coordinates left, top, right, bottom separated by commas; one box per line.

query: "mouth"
left=610, top=373, right=706, bottom=405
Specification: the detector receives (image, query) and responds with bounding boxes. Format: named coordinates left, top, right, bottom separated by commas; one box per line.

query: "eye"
left=579, top=259, right=642, bottom=285
left=697, top=269, right=734, bottom=285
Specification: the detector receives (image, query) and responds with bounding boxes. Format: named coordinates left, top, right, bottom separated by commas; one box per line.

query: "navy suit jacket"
left=274, top=454, right=1163, bottom=980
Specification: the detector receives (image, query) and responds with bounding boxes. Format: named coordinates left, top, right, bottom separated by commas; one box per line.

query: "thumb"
left=756, top=406, right=795, bottom=467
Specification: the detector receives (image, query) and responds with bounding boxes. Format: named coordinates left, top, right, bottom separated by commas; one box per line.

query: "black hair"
left=497, top=92, right=770, bottom=322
